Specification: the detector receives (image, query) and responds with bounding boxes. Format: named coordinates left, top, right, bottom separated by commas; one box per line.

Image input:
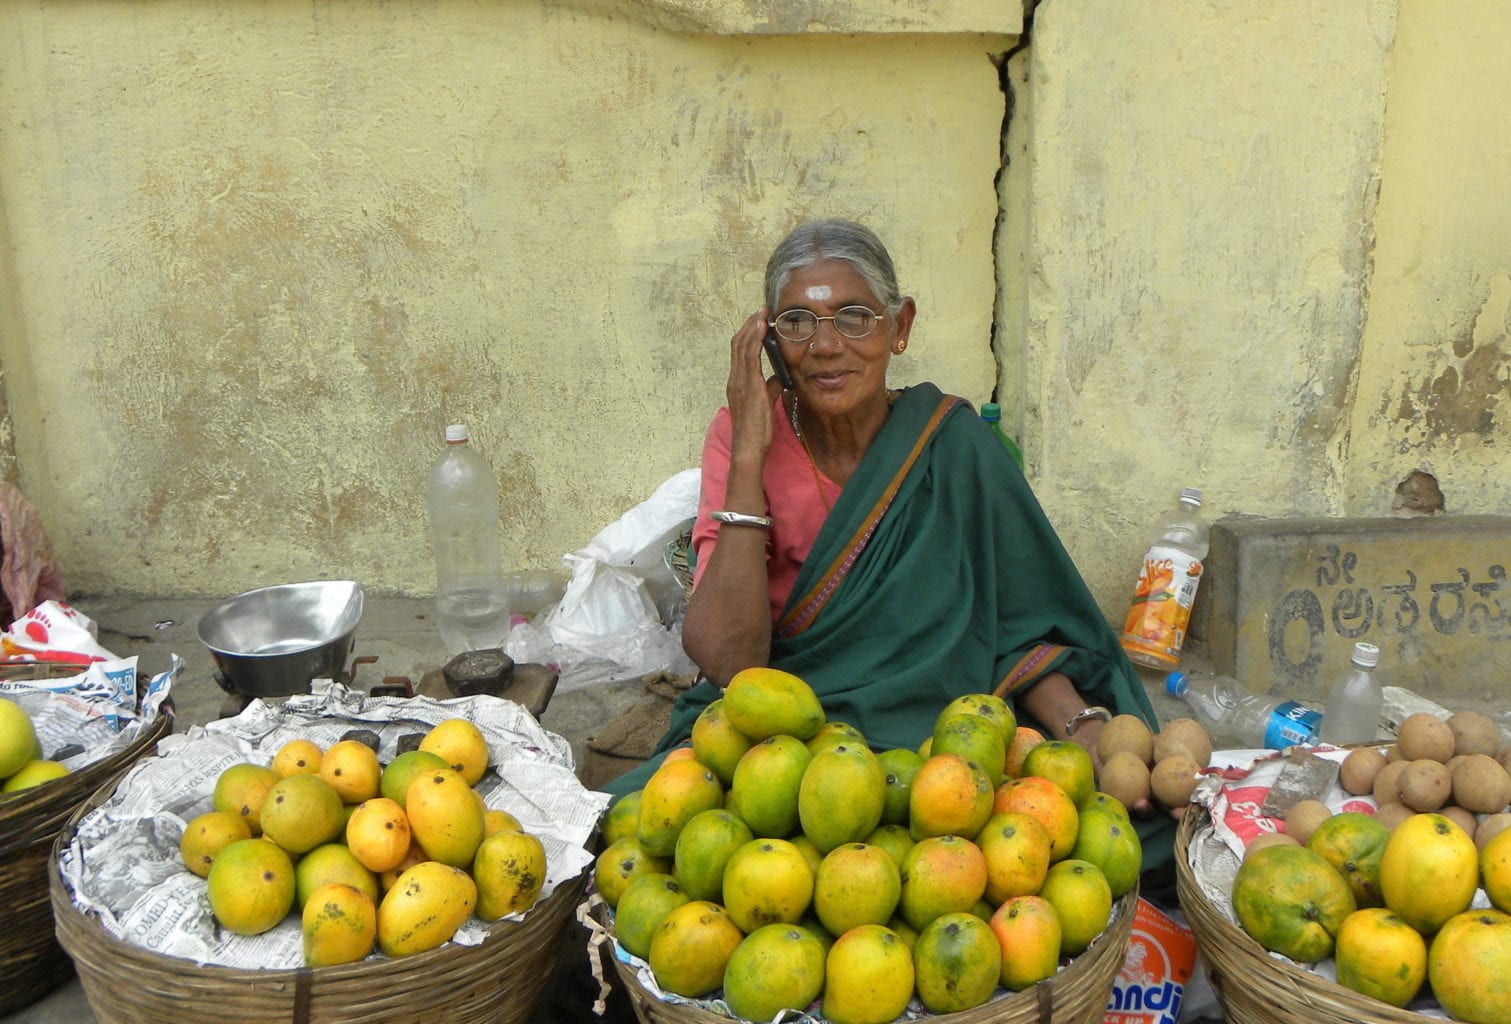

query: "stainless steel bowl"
left=197, top=580, right=365, bottom=697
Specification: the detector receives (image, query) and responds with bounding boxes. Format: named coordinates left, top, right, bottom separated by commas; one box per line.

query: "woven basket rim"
left=0, top=672, right=171, bottom=1017
left=48, top=739, right=591, bottom=1024
left=1174, top=807, right=1430, bottom=1024
left=593, top=886, right=1137, bottom=1024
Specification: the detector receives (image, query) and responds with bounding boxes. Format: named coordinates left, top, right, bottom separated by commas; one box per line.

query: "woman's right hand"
left=726, top=307, right=781, bottom=458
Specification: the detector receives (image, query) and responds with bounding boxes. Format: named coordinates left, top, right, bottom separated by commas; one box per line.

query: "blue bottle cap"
left=1165, top=671, right=1188, bottom=697
left=980, top=402, right=1001, bottom=422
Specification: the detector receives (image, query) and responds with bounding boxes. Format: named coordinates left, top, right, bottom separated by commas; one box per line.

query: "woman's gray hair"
left=764, top=219, right=903, bottom=313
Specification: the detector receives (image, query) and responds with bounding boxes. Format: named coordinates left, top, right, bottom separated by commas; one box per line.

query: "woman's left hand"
left=1066, top=719, right=1169, bottom=819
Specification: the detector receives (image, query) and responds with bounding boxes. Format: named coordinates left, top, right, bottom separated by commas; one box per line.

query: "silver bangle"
left=1064, top=705, right=1112, bottom=736
left=710, top=510, right=773, bottom=529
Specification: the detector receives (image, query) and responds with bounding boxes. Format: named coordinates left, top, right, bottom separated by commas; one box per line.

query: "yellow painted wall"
left=1003, top=0, right=1506, bottom=617
left=1347, top=0, right=1510, bottom=509
left=3, top=0, right=1506, bottom=619
left=0, top=1, right=1011, bottom=597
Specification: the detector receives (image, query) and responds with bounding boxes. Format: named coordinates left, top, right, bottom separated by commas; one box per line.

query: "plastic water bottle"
left=1120, top=488, right=1209, bottom=670
left=980, top=402, right=1024, bottom=470
left=426, top=424, right=509, bottom=655
left=1166, top=670, right=1323, bottom=750
left=1320, top=642, right=1384, bottom=745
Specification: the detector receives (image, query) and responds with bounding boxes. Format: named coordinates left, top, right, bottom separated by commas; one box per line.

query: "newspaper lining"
left=57, top=680, right=608, bottom=970
left=0, top=655, right=176, bottom=772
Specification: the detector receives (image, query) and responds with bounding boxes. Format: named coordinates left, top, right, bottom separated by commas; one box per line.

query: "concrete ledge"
left=551, top=0, right=1023, bottom=36
left=1195, top=515, right=1511, bottom=706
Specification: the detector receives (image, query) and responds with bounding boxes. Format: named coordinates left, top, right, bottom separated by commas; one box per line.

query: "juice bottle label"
left=1119, top=545, right=1203, bottom=668
left=1262, top=702, right=1322, bottom=748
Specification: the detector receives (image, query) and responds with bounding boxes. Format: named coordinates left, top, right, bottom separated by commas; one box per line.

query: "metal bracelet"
left=1064, top=705, right=1112, bottom=736
left=709, top=510, right=774, bottom=529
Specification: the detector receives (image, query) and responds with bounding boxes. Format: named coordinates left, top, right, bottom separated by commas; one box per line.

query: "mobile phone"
left=763, top=327, right=795, bottom=390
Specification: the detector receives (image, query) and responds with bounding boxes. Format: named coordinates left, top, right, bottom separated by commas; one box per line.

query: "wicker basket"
left=0, top=667, right=171, bottom=1016
left=592, top=888, right=1136, bottom=1024
left=51, top=775, right=591, bottom=1024
left=1174, top=807, right=1426, bottom=1024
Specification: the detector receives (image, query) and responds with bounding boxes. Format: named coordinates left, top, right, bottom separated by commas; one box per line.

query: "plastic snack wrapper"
left=2, top=599, right=120, bottom=664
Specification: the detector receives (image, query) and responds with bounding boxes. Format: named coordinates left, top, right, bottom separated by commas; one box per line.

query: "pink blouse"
left=691, top=395, right=842, bottom=623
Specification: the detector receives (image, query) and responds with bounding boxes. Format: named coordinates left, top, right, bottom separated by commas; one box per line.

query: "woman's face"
left=774, top=258, right=914, bottom=421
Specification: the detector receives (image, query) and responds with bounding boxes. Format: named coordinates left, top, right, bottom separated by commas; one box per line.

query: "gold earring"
left=895, top=340, right=908, bottom=354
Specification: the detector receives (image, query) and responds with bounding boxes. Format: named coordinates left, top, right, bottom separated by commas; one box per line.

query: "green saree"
left=601, top=383, right=1172, bottom=882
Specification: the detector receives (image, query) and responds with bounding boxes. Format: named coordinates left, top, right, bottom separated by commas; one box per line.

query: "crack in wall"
left=989, top=1, right=1037, bottom=456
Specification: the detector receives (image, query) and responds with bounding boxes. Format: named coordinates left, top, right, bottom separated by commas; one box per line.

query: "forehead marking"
left=804, top=285, right=832, bottom=302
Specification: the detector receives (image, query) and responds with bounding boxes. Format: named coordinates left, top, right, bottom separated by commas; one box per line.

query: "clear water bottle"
left=1120, top=488, right=1209, bottom=670
left=1166, top=670, right=1323, bottom=750
left=1320, top=642, right=1383, bottom=745
left=426, top=424, right=509, bottom=656
left=980, top=402, right=1025, bottom=470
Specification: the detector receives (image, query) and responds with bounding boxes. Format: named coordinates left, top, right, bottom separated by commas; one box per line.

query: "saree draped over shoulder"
left=601, top=382, right=1157, bottom=798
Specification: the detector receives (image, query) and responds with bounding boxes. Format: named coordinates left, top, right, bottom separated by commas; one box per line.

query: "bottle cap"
left=1178, top=487, right=1203, bottom=507
left=444, top=424, right=469, bottom=443
left=1351, top=641, right=1380, bottom=668
left=980, top=403, right=1002, bottom=422
left=1165, top=671, right=1188, bottom=697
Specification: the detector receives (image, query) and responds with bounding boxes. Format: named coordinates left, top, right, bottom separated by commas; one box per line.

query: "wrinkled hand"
left=726, top=307, right=782, bottom=458
left=1069, top=720, right=1164, bottom=819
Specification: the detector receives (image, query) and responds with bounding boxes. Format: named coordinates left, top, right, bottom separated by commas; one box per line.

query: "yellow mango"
left=405, top=766, right=485, bottom=867
left=722, top=667, right=825, bottom=742
left=346, top=797, right=413, bottom=874
left=473, top=829, right=547, bottom=921
left=377, top=861, right=477, bottom=956
left=302, top=882, right=376, bottom=966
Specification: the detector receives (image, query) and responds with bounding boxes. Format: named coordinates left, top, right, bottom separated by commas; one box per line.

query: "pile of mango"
left=1231, top=710, right=1511, bottom=1024
left=0, top=696, right=72, bottom=794
left=596, top=668, right=1140, bottom=1024
left=181, top=718, right=546, bottom=967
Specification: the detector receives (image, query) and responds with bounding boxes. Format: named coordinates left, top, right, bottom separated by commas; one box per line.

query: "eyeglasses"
left=770, top=305, right=886, bottom=343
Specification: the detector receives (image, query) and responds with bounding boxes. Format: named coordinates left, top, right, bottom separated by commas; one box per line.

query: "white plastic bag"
left=507, top=470, right=700, bottom=691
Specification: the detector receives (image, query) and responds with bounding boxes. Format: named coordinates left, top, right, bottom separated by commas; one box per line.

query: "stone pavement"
left=8, top=591, right=1210, bottom=1024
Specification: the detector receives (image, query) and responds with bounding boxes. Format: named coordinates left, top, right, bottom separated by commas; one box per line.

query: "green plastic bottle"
left=980, top=403, right=1024, bottom=470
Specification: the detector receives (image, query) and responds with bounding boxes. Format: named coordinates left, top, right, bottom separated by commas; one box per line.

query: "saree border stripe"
left=775, top=395, right=963, bottom=639
left=993, top=643, right=1069, bottom=698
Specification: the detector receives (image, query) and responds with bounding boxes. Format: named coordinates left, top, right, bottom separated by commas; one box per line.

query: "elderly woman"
left=605, top=219, right=1172, bottom=883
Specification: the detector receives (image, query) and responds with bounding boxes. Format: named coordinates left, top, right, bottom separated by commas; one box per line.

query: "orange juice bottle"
left=1119, top=488, right=1208, bottom=670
